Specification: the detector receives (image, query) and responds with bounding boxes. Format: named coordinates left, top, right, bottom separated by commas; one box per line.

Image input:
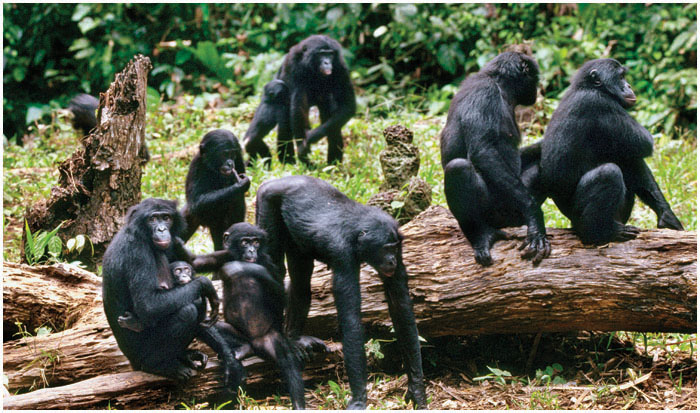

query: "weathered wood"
left=22, top=55, right=152, bottom=267
left=3, top=344, right=344, bottom=410
left=2, top=262, right=101, bottom=339
left=2, top=205, right=696, bottom=408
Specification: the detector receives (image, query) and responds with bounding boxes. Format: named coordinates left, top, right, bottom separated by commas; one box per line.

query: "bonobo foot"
left=180, top=349, right=208, bottom=371
left=222, top=357, right=246, bottom=389
left=293, top=335, right=329, bottom=362
left=613, top=224, right=640, bottom=242
left=518, top=232, right=551, bottom=265
left=472, top=228, right=510, bottom=266
left=347, top=398, right=367, bottom=410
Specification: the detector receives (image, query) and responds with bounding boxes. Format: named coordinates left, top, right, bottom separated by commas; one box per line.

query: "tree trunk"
left=3, top=206, right=696, bottom=408
left=22, top=55, right=152, bottom=267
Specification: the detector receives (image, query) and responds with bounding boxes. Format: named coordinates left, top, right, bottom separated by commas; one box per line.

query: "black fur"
left=440, top=51, right=550, bottom=266
left=255, top=175, right=426, bottom=409
left=182, top=129, right=250, bottom=252
left=68, top=94, right=99, bottom=135
left=243, top=35, right=356, bottom=165
left=536, top=58, right=684, bottom=244
left=102, top=198, right=242, bottom=386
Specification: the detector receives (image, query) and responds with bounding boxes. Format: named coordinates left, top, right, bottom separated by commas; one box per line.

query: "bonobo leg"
left=285, top=252, right=314, bottom=338
left=444, top=158, right=509, bottom=266
left=197, top=323, right=245, bottom=389
left=180, top=208, right=199, bottom=244
left=332, top=265, right=367, bottom=409
left=572, top=163, right=639, bottom=244
left=251, top=331, right=306, bottom=410
left=141, top=303, right=201, bottom=381
left=277, top=109, right=296, bottom=165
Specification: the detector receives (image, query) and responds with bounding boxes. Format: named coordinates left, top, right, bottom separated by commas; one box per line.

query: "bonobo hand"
left=658, top=210, right=684, bottom=231
left=200, top=294, right=220, bottom=328
left=234, top=173, right=251, bottom=192
left=297, top=138, right=311, bottom=159
left=518, top=231, right=551, bottom=265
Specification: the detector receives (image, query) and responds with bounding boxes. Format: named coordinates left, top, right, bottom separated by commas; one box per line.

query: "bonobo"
left=192, top=222, right=277, bottom=274
left=243, top=35, right=356, bottom=165
left=256, top=175, right=426, bottom=409
left=215, top=259, right=306, bottom=408
left=537, top=58, right=684, bottom=244
left=102, top=198, right=242, bottom=385
left=440, top=51, right=551, bottom=267
left=68, top=94, right=99, bottom=135
left=117, top=261, right=219, bottom=334
left=181, top=129, right=250, bottom=252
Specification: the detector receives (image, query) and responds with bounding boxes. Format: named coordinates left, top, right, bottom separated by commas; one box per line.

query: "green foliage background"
left=3, top=3, right=697, bottom=140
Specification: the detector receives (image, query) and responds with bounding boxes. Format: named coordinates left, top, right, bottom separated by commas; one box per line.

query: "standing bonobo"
left=243, top=35, right=356, bottom=165
left=440, top=51, right=551, bottom=267
left=537, top=58, right=684, bottom=244
left=182, top=129, right=250, bottom=252
left=256, top=176, right=426, bottom=409
left=102, top=198, right=242, bottom=386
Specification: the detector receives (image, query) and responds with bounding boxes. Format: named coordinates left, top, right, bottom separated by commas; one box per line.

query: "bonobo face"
left=172, top=264, right=193, bottom=285
left=200, top=130, right=241, bottom=177
left=149, top=212, right=173, bottom=250
left=359, top=221, right=403, bottom=278
left=579, top=59, right=637, bottom=109
left=237, top=236, right=260, bottom=263
left=316, top=50, right=334, bottom=76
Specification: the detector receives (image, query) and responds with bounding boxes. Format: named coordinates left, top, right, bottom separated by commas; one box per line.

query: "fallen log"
left=3, top=206, right=696, bottom=408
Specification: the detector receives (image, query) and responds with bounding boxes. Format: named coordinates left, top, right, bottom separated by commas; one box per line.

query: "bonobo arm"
left=624, top=159, right=684, bottom=230
left=190, top=175, right=250, bottom=217
left=290, top=90, right=310, bottom=140
left=471, top=139, right=550, bottom=262
left=129, top=260, right=218, bottom=326
left=305, top=79, right=356, bottom=145
left=192, top=250, right=233, bottom=273
left=381, top=259, right=427, bottom=409
left=598, top=108, right=654, bottom=160
left=220, top=261, right=285, bottom=299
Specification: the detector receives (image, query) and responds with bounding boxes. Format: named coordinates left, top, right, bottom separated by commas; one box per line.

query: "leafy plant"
left=473, top=366, right=514, bottom=387
left=24, top=220, right=63, bottom=265
left=535, top=363, right=567, bottom=385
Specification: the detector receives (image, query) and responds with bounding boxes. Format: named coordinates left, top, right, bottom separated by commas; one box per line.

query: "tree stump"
left=22, top=55, right=152, bottom=267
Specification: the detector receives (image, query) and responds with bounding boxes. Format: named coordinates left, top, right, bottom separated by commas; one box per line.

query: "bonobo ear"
left=520, top=59, right=530, bottom=75
left=588, top=69, right=602, bottom=87
left=223, top=231, right=231, bottom=245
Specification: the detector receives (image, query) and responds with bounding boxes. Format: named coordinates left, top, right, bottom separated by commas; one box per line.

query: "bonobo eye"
left=174, top=268, right=182, bottom=275
left=252, top=240, right=260, bottom=248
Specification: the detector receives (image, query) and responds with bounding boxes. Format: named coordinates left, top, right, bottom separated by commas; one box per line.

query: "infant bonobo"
left=118, top=261, right=218, bottom=333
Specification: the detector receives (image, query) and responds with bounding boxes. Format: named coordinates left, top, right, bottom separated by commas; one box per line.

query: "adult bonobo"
left=256, top=176, right=426, bottom=409
left=102, top=198, right=242, bottom=385
left=537, top=58, right=684, bottom=244
left=181, top=129, right=250, bottom=252
left=68, top=94, right=99, bottom=135
left=440, top=51, right=551, bottom=267
left=243, top=35, right=356, bottom=165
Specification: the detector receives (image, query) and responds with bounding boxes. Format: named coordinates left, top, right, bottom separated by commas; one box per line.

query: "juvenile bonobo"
left=256, top=176, right=427, bottom=409
left=181, top=129, right=251, bottom=252
left=215, top=259, right=306, bottom=408
left=244, top=35, right=356, bottom=165
left=102, top=199, right=242, bottom=386
left=537, top=58, right=684, bottom=244
left=118, top=261, right=219, bottom=334
left=440, top=51, right=551, bottom=267
left=193, top=222, right=277, bottom=274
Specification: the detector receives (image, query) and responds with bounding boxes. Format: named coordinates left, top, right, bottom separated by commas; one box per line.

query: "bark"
left=22, top=55, right=152, bottom=267
left=2, top=206, right=696, bottom=408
